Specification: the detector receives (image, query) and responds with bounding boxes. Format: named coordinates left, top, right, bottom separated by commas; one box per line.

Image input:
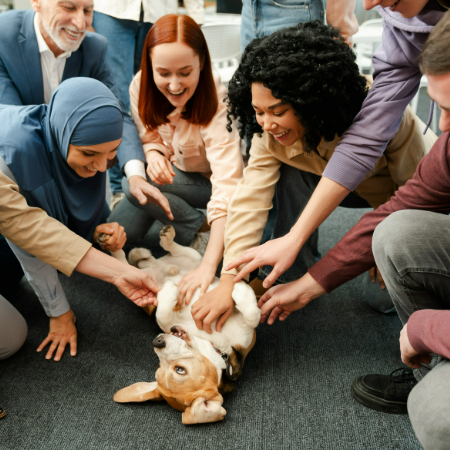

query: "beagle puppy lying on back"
left=114, top=226, right=260, bottom=425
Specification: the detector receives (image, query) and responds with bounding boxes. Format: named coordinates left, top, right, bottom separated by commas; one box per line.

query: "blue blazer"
left=0, top=9, right=144, bottom=167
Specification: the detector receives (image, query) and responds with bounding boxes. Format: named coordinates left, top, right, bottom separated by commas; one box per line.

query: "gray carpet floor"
left=1, top=206, right=424, bottom=450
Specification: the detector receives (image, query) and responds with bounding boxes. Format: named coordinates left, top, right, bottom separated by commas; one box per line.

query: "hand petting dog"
left=37, top=246, right=162, bottom=361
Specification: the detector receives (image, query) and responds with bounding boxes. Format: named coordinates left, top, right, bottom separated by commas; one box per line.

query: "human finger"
left=54, top=339, right=68, bottom=361
left=377, top=267, right=386, bottom=289
left=37, top=336, right=52, bottom=353
left=192, top=306, right=208, bottom=331
left=369, top=267, right=376, bottom=284
left=184, top=284, right=199, bottom=306
left=202, top=312, right=216, bottom=334
left=233, top=260, right=262, bottom=283
left=69, top=333, right=77, bottom=357
left=142, top=185, right=174, bottom=220
left=261, top=266, right=283, bottom=289
left=45, top=339, right=59, bottom=360
left=162, top=159, right=174, bottom=184
left=225, top=250, right=257, bottom=272
left=267, top=306, right=283, bottom=325
left=258, top=289, right=274, bottom=309
left=215, top=307, right=234, bottom=333
left=279, top=311, right=291, bottom=321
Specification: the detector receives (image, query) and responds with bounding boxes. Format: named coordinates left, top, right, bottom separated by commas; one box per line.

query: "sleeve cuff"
left=124, top=159, right=146, bottom=180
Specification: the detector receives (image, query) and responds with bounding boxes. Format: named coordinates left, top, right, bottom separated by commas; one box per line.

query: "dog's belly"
left=156, top=277, right=255, bottom=350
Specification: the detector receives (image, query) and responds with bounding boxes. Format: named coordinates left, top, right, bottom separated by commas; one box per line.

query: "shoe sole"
left=351, top=378, right=408, bottom=414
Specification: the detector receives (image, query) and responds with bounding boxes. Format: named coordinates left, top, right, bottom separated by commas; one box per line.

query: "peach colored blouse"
left=129, top=72, right=243, bottom=224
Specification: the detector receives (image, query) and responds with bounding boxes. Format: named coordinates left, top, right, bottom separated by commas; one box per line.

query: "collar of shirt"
left=34, top=13, right=72, bottom=60
left=167, top=106, right=185, bottom=118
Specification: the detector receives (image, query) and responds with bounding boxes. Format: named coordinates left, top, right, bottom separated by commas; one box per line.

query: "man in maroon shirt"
left=256, top=10, right=450, bottom=449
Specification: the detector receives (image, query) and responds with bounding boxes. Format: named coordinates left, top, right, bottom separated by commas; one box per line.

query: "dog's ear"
left=218, top=373, right=236, bottom=395
left=114, top=382, right=163, bottom=403
left=182, top=395, right=226, bottom=425
left=226, top=346, right=247, bottom=381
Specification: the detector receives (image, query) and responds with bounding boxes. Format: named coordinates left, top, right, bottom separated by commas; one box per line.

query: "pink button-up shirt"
left=129, top=72, right=243, bottom=224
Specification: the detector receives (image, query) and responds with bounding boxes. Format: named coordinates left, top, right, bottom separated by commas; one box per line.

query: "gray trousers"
left=0, top=294, right=27, bottom=360
left=373, top=210, right=450, bottom=450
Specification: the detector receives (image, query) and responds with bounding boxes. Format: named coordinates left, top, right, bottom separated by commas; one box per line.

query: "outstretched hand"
left=128, top=175, right=173, bottom=220
left=114, top=265, right=161, bottom=307
left=226, top=234, right=301, bottom=288
left=258, top=274, right=326, bottom=325
left=37, top=309, right=77, bottom=361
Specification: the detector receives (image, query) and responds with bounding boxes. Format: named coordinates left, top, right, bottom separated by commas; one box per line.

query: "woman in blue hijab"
left=0, top=77, right=127, bottom=360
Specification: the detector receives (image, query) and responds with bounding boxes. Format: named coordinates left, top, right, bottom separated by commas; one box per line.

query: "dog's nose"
left=152, top=336, right=166, bottom=349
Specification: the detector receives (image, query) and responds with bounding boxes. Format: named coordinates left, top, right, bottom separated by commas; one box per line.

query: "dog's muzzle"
left=152, top=335, right=166, bottom=349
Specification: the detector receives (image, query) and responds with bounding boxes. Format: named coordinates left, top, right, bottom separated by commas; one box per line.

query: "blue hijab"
left=0, top=77, right=123, bottom=240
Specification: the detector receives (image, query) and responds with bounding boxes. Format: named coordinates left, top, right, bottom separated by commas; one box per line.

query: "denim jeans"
left=259, top=164, right=370, bottom=283
left=372, top=210, right=450, bottom=449
left=241, top=0, right=325, bottom=53
left=109, top=167, right=211, bottom=252
left=93, top=11, right=152, bottom=194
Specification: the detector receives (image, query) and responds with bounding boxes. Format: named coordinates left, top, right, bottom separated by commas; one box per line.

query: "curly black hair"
left=226, top=21, right=368, bottom=152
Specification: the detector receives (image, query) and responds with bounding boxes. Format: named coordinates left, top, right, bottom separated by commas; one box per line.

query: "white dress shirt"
left=34, top=14, right=71, bottom=104
left=94, top=0, right=204, bottom=25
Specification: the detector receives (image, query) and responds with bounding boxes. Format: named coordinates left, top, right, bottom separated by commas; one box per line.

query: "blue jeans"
left=93, top=11, right=152, bottom=194
left=241, top=0, right=325, bottom=53
left=109, top=167, right=211, bottom=252
left=259, top=164, right=370, bottom=283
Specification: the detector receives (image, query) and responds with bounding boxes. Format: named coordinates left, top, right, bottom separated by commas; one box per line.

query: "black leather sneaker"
left=351, top=368, right=417, bottom=414
left=0, top=407, right=5, bottom=419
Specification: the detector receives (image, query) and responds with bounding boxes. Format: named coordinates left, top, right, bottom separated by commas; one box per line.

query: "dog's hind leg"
left=159, top=226, right=202, bottom=263
left=155, top=280, right=180, bottom=332
left=231, top=282, right=261, bottom=329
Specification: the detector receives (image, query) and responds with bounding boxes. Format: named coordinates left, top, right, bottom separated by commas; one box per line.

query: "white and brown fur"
left=113, top=226, right=260, bottom=425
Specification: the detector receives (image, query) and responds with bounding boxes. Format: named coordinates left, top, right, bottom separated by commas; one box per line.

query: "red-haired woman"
left=115, top=14, right=243, bottom=305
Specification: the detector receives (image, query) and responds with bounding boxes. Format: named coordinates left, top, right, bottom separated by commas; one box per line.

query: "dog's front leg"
left=231, top=282, right=261, bottom=329
left=155, top=280, right=179, bottom=333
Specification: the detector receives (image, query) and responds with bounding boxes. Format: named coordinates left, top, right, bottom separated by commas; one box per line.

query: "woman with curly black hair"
left=191, top=21, right=436, bottom=333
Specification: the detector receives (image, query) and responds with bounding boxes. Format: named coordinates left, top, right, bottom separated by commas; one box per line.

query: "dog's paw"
left=232, top=282, right=261, bottom=329
left=164, top=264, right=179, bottom=276
left=128, top=247, right=153, bottom=267
left=160, top=226, right=176, bottom=251
left=97, top=233, right=110, bottom=244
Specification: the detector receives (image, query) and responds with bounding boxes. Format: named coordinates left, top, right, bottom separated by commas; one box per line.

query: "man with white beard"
left=0, top=0, right=171, bottom=296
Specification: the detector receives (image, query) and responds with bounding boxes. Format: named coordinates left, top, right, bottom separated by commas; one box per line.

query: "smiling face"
left=66, top=138, right=121, bottom=178
left=151, top=42, right=203, bottom=109
left=31, top=0, right=93, bottom=55
left=362, top=0, right=429, bottom=18
left=427, top=73, right=450, bottom=133
left=251, top=82, right=305, bottom=147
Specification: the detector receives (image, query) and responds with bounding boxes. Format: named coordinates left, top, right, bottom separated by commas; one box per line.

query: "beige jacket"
left=130, top=72, right=243, bottom=224
left=222, top=103, right=437, bottom=275
left=0, top=170, right=91, bottom=277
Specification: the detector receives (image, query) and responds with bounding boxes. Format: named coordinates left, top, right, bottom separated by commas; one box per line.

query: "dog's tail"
left=128, top=248, right=153, bottom=267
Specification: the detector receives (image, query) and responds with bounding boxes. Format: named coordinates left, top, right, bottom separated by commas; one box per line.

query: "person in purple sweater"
left=228, top=0, right=448, bottom=295
left=257, top=12, right=450, bottom=449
